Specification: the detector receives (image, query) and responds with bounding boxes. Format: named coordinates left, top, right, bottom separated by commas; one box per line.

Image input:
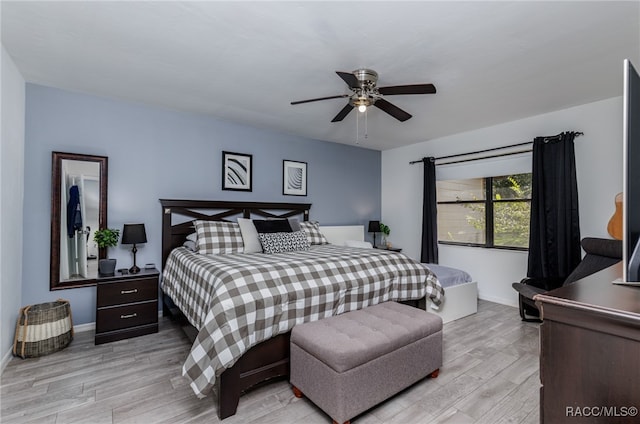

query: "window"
left=436, top=173, right=532, bottom=249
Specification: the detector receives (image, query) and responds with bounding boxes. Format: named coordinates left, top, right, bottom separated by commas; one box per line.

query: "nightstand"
left=95, top=268, right=159, bottom=345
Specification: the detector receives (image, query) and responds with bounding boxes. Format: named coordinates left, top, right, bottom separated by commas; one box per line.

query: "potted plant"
left=379, top=222, right=391, bottom=247
left=94, top=228, right=120, bottom=276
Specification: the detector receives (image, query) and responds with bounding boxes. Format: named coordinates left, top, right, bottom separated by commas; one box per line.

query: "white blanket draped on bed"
left=162, top=245, right=444, bottom=397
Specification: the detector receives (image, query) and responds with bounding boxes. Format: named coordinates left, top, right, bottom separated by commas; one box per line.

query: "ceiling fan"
left=291, top=69, right=436, bottom=123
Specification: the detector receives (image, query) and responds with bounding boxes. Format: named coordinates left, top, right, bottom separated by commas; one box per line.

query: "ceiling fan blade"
left=378, top=84, right=436, bottom=95
left=331, top=104, right=354, bottom=122
left=291, top=94, right=350, bottom=105
left=374, top=98, right=412, bottom=122
left=336, top=71, right=361, bottom=89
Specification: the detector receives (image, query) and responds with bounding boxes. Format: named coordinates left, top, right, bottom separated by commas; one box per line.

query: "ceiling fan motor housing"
left=351, top=69, right=380, bottom=107
left=353, top=68, right=378, bottom=86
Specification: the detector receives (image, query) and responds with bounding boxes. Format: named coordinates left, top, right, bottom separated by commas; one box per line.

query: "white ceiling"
left=2, top=1, right=639, bottom=151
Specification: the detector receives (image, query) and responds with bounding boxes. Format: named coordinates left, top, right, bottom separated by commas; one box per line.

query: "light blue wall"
left=23, top=84, right=381, bottom=324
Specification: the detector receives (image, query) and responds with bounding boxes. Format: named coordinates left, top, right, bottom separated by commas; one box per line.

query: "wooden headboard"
left=159, top=199, right=311, bottom=266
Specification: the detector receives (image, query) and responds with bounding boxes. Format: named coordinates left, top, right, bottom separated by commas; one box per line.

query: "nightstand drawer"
left=96, top=301, right=157, bottom=333
left=97, top=277, right=157, bottom=307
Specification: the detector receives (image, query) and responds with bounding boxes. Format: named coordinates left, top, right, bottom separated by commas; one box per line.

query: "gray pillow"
left=182, top=240, right=197, bottom=251
left=288, top=218, right=301, bottom=231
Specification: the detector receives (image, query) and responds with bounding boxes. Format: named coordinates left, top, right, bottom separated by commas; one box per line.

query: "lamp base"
left=129, top=244, right=140, bottom=274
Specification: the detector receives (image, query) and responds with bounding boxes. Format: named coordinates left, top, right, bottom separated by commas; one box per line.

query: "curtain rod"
left=408, top=131, right=583, bottom=165
left=437, top=149, right=533, bottom=166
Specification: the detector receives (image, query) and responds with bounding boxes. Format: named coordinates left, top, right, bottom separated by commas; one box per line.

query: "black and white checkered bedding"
left=161, top=245, right=444, bottom=398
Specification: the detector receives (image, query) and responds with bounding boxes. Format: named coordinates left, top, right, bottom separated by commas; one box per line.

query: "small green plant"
left=379, top=222, right=390, bottom=237
left=93, top=228, right=120, bottom=249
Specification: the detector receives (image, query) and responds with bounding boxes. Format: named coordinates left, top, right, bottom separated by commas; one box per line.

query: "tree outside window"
left=436, top=173, right=531, bottom=249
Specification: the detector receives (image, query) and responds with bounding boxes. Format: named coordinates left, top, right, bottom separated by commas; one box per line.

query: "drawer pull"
left=120, top=313, right=138, bottom=319
left=121, top=289, right=138, bottom=294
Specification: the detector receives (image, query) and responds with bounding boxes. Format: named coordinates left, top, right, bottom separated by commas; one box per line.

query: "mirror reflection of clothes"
left=67, top=185, right=83, bottom=238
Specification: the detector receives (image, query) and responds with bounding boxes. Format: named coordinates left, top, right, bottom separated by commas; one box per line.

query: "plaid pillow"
left=194, top=220, right=244, bottom=254
left=258, top=231, right=310, bottom=254
left=299, top=221, right=329, bottom=245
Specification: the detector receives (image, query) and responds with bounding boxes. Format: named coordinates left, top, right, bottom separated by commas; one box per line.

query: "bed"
left=424, top=264, right=478, bottom=323
left=159, top=200, right=444, bottom=419
left=318, top=226, right=477, bottom=324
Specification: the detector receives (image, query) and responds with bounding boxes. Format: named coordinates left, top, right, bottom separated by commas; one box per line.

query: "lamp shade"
left=368, top=220, right=380, bottom=233
left=121, top=223, right=147, bottom=245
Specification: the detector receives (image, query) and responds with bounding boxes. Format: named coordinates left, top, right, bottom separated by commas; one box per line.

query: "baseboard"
left=73, top=322, right=95, bottom=333
left=1, top=347, right=13, bottom=373
left=478, top=293, right=518, bottom=308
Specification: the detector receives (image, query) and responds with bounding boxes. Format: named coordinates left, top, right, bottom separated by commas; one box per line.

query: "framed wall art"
left=283, top=160, right=307, bottom=196
left=222, top=151, right=252, bottom=191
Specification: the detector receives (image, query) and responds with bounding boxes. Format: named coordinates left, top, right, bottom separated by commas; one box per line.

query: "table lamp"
left=368, top=220, right=380, bottom=248
left=121, top=223, right=147, bottom=274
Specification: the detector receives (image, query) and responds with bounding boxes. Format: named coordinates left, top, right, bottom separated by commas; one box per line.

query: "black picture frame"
left=222, top=151, right=252, bottom=191
left=283, top=160, right=307, bottom=196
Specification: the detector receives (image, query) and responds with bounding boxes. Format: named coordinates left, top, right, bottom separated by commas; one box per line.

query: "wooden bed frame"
left=159, top=199, right=311, bottom=420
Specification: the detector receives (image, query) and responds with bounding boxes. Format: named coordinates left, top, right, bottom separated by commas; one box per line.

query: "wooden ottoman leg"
left=332, top=421, right=350, bottom=424
left=292, top=385, right=304, bottom=398
left=430, top=369, right=440, bottom=378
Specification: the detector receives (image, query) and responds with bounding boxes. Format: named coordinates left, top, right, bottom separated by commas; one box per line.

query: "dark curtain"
left=421, top=157, right=438, bottom=263
left=527, top=132, right=581, bottom=286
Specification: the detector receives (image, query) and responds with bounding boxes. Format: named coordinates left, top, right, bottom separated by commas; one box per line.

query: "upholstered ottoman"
left=290, top=301, right=443, bottom=424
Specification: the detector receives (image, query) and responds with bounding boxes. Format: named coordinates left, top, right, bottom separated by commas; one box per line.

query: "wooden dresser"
left=95, top=268, right=159, bottom=345
left=535, top=262, right=640, bottom=423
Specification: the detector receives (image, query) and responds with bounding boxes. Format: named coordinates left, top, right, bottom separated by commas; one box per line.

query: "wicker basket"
left=13, top=299, right=74, bottom=359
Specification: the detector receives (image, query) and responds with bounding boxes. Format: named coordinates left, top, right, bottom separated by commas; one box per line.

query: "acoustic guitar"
left=607, top=192, right=623, bottom=240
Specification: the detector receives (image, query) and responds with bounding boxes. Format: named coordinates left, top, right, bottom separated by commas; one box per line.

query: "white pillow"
left=237, top=218, right=262, bottom=253
left=186, top=232, right=197, bottom=242
left=344, top=240, right=373, bottom=249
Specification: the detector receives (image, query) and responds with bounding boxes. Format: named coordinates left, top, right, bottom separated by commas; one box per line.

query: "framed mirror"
left=50, top=152, right=108, bottom=290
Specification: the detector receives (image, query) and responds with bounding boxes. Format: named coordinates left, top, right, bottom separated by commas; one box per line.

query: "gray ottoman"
left=290, top=301, right=443, bottom=424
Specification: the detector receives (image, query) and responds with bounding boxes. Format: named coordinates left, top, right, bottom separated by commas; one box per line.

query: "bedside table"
left=374, top=246, right=402, bottom=253
left=95, top=268, right=159, bottom=345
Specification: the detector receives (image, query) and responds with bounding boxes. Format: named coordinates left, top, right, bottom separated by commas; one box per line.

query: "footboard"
left=217, top=333, right=291, bottom=419
left=163, top=291, right=291, bottom=419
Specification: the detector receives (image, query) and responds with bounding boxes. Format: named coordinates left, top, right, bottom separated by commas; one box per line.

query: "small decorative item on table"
left=379, top=222, right=391, bottom=247
left=94, top=227, right=120, bottom=276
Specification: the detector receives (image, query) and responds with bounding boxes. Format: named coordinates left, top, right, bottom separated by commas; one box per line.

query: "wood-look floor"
left=1, top=300, right=540, bottom=424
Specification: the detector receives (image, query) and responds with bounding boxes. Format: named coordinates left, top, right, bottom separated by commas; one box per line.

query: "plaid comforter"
left=161, top=245, right=444, bottom=397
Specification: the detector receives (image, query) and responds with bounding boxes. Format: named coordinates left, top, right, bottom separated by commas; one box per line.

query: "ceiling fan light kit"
left=291, top=68, right=436, bottom=123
